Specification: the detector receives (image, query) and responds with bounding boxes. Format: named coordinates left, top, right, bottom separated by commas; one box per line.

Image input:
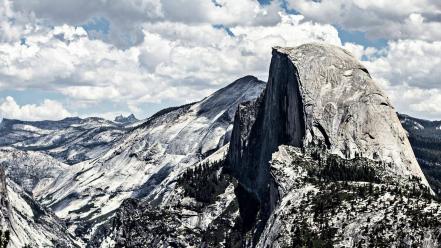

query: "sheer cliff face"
left=228, top=43, right=430, bottom=203
left=227, top=51, right=306, bottom=202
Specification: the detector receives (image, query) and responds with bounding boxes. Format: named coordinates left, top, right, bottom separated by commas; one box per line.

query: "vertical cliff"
left=227, top=50, right=306, bottom=207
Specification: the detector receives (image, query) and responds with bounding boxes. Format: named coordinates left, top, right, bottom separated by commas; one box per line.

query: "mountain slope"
left=259, top=145, right=440, bottom=247
left=37, top=76, right=265, bottom=241
left=87, top=43, right=439, bottom=248
left=0, top=166, right=78, bottom=248
left=0, top=148, right=68, bottom=197
left=0, top=117, right=128, bottom=165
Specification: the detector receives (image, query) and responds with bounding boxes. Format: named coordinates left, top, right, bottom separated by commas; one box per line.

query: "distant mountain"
left=398, top=113, right=441, bottom=195
left=0, top=117, right=129, bottom=164
left=114, top=114, right=138, bottom=124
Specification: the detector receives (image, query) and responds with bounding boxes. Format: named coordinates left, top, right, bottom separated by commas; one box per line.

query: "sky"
left=0, top=0, right=440, bottom=121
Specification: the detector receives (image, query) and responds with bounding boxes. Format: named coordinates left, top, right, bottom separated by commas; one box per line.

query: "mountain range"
left=0, top=44, right=440, bottom=247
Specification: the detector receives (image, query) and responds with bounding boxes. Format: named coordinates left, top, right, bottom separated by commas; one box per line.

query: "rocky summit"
left=0, top=43, right=440, bottom=247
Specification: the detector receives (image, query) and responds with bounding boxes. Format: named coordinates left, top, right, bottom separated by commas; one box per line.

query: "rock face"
left=276, top=44, right=427, bottom=183
left=114, top=114, right=138, bottom=124
left=228, top=48, right=306, bottom=208
left=228, top=44, right=430, bottom=206
left=0, top=165, right=77, bottom=247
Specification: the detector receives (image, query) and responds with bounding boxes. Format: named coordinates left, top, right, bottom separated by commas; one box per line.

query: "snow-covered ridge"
left=0, top=116, right=131, bottom=164
left=0, top=148, right=68, bottom=197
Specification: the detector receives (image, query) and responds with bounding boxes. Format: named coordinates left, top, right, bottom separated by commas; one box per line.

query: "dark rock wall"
left=227, top=49, right=305, bottom=208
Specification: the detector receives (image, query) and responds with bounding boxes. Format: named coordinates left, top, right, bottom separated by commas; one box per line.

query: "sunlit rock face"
left=276, top=44, right=427, bottom=185
left=228, top=43, right=431, bottom=217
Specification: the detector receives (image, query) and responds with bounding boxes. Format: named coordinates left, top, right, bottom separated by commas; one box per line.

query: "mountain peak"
left=114, top=113, right=138, bottom=124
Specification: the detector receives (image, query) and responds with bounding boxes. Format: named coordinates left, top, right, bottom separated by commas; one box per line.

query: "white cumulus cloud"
left=362, top=39, right=441, bottom=119
left=288, top=0, right=441, bottom=41
left=0, top=96, right=71, bottom=121
left=0, top=10, right=343, bottom=114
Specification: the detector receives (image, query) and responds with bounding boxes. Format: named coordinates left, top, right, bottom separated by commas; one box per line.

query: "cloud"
left=342, top=42, right=377, bottom=60
left=361, top=39, right=441, bottom=119
left=364, top=39, right=441, bottom=90
left=287, top=0, right=441, bottom=41
left=10, top=0, right=284, bottom=48
left=2, top=0, right=440, bottom=120
left=0, top=10, right=342, bottom=115
left=0, top=96, right=71, bottom=121
left=0, top=0, right=38, bottom=43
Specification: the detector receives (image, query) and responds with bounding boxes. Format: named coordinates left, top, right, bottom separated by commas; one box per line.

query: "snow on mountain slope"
left=38, top=76, right=265, bottom=239
left=87, top=144, right=239, bottom=247
left=0, top=167, right=78, bottom=248
left=0, top=117, right=128, bottom=164
left=0, top=147, right=68, bottom=197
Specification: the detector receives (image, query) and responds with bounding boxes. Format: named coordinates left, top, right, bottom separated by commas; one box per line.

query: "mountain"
left=398, top=113, right=441, bottom=195
left=0, top=44, right=440, bottom=247
left=89, top=44, right=440, bottom=247
left=0, top=117, right=129, bottom=164
left=0, top=147, right=68, bottom=196
left=223, top=43, right=438, bottom=246
left=114, top=114, right=138, bottom=125
left=36, top=76, right=265, bottom=243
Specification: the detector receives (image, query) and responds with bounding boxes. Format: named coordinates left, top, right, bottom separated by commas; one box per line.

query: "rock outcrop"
left=114, top=114, right=138, bottom=124
left=275, top=44, right=427, bottom=184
